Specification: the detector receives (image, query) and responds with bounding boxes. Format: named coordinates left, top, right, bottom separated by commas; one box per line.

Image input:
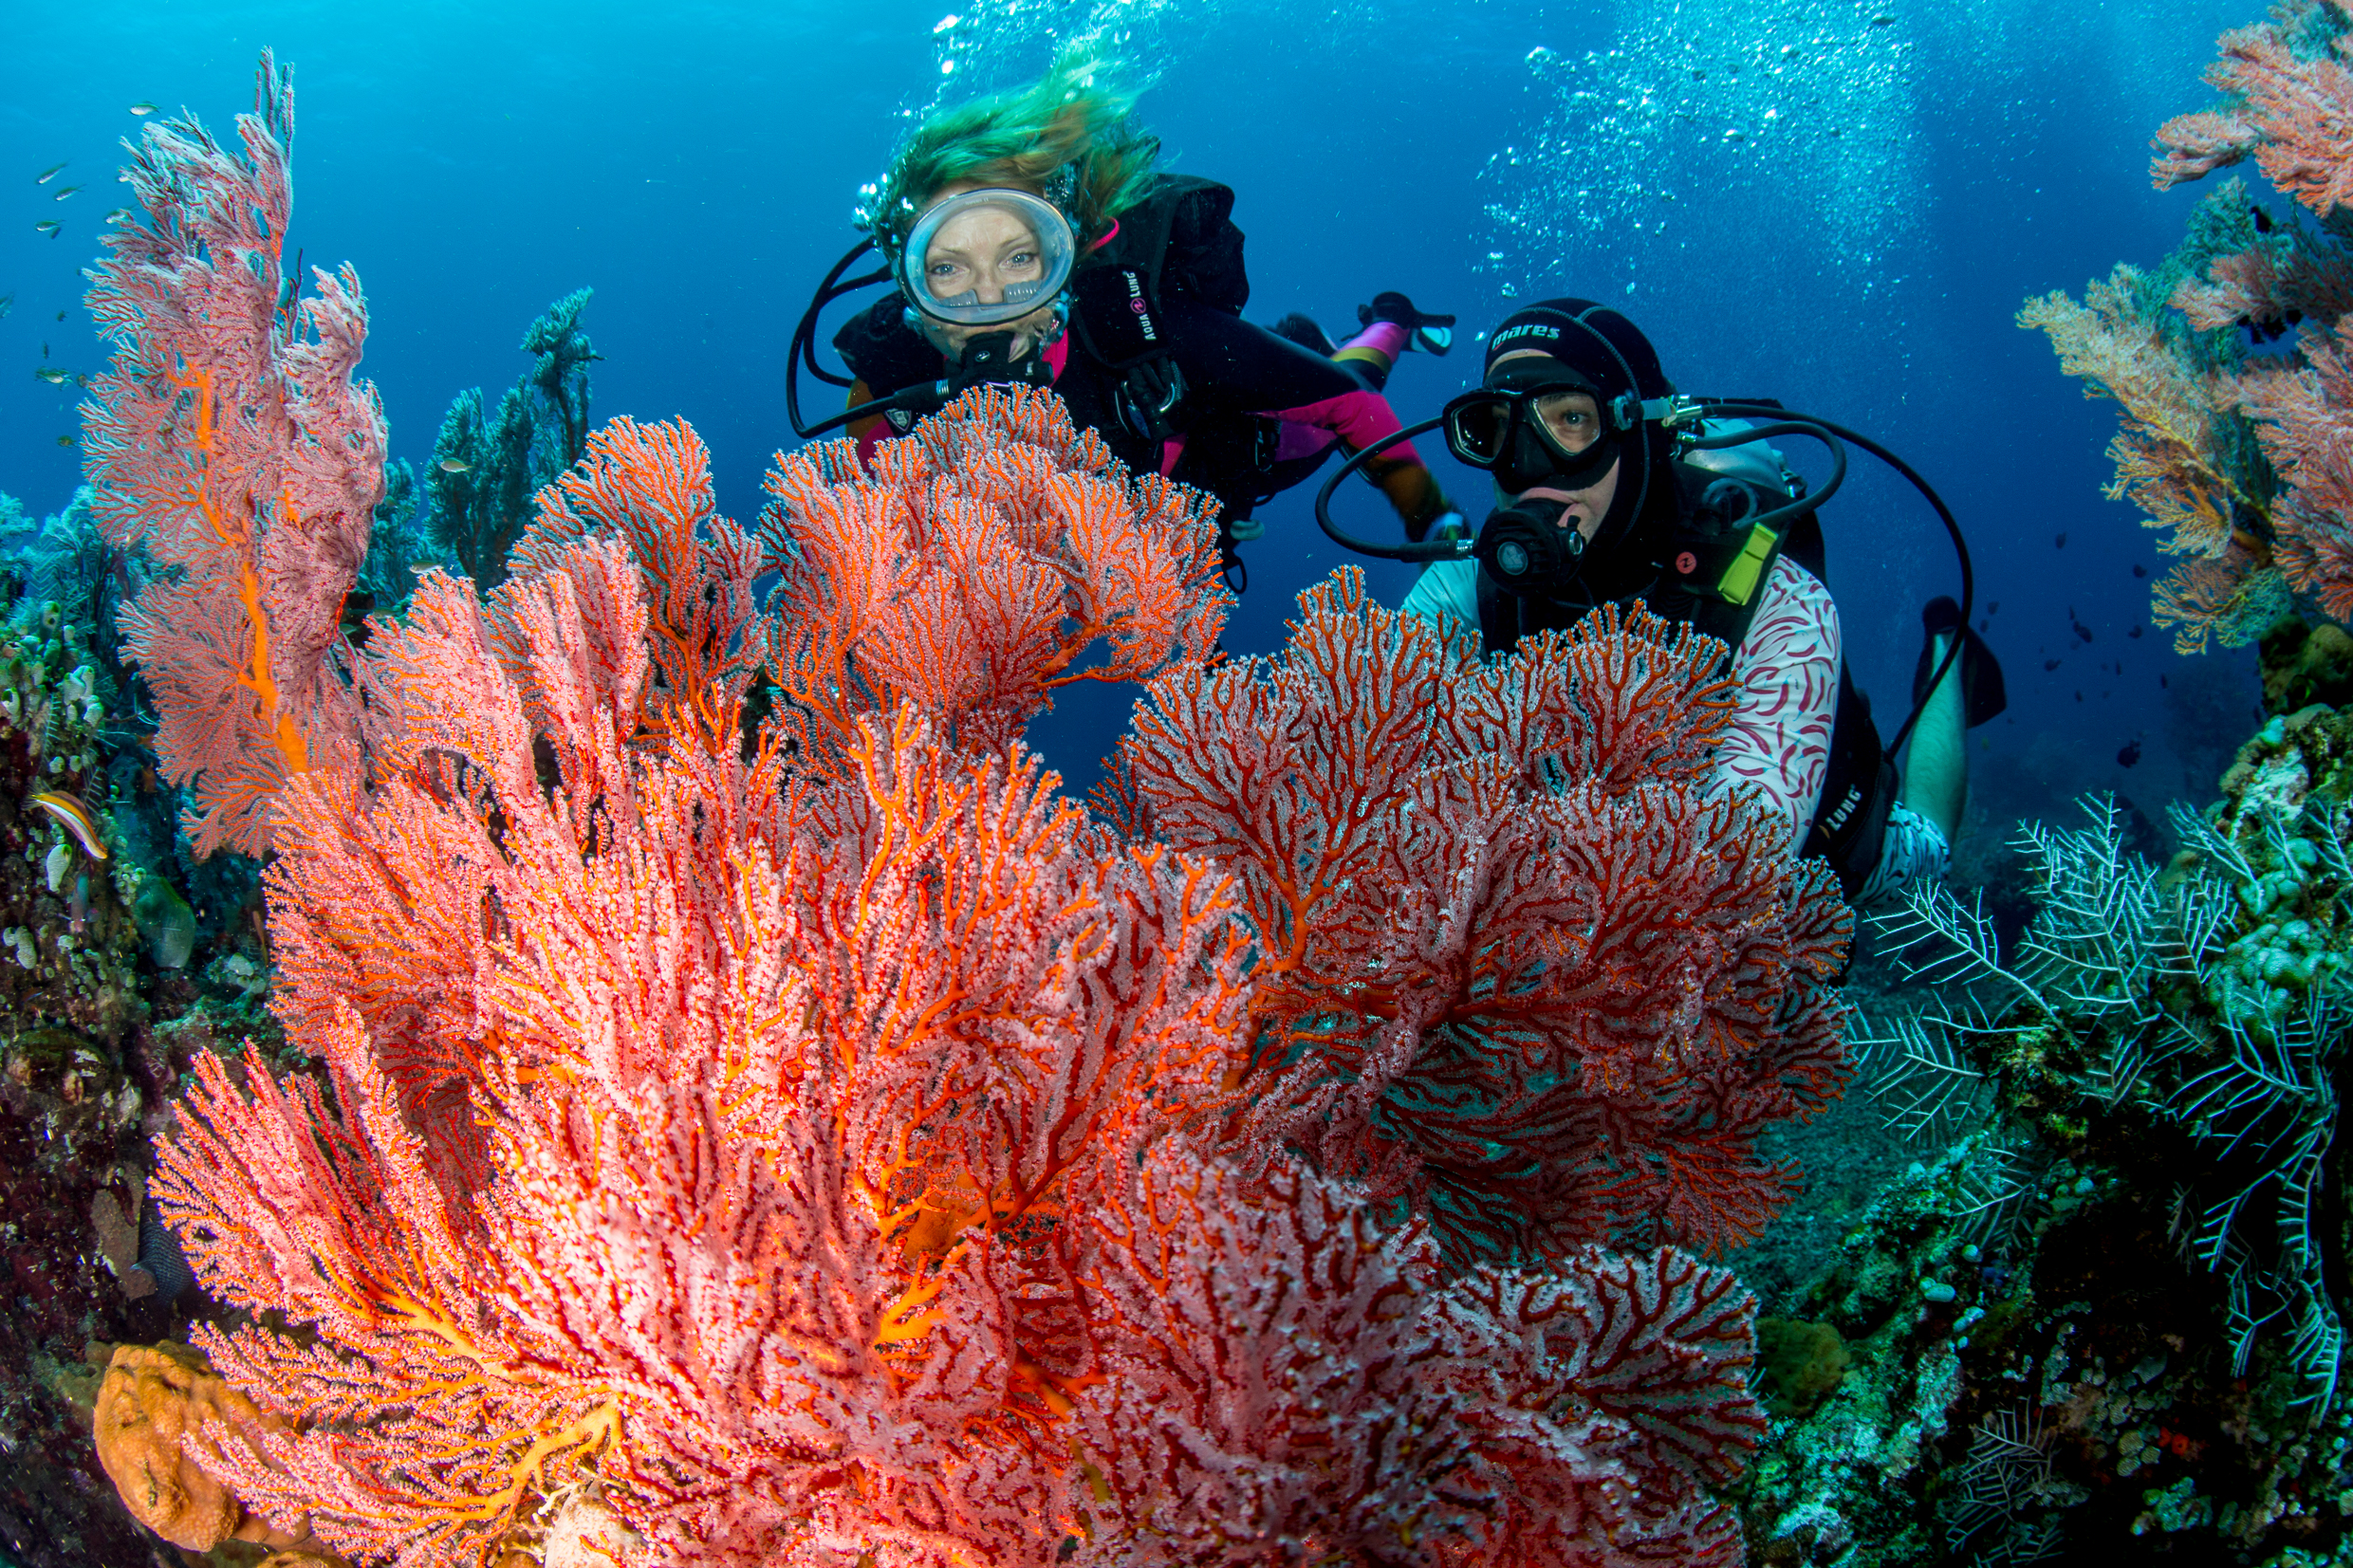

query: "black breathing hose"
left=787, top=238, right=894, bottom=440
left=1310, top=415, right=1473, bottom=563
left=1700, top=403, right=1973, bottom=758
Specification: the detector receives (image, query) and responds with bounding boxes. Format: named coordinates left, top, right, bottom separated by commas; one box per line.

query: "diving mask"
left=1443, top=360, right=1635, bottom=494
left=898, top=188, right=1078, bottom=328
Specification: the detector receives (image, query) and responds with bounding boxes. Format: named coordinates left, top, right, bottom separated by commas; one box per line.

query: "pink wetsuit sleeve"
left=1252, top=387, right=1423, bottom=467
left=1341, top=321, right=1411, bottom=360
left=1715, top=557, right=1841, bottom=854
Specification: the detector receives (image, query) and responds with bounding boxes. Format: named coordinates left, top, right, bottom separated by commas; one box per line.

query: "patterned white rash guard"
left=1716, top=556, right=1947, bottom=907
left=1400, top=551, right=1947, bottom=906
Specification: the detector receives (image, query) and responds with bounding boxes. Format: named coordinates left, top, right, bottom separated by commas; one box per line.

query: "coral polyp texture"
left=1103, top=588, right=1855, bottom=1267
left=2021, top=0, right=2353, bottom=653
left=125, top=378, right=1847, bottom=1567
left=80, top=50, right=384, bottom=856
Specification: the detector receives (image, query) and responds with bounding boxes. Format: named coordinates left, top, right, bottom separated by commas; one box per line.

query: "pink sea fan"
left=147, top=396, right=1781, bottom=1567
left=1103, top=572, right=1853, bottom=1267
left=80, top=50, right=382, bottom=856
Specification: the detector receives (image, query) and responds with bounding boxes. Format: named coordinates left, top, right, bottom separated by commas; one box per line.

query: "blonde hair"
left=861, top=46, right=1160, bottom=261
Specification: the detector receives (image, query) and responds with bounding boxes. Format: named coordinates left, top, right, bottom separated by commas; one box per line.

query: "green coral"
left=425, top=288, right=600, bottom=589
left=1777, top=708, right=2353, bottom=1563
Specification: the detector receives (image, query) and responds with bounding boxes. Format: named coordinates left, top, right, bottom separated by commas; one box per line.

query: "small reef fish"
left=35, top=162, right=65, bottom=184
left=0, top=294, right=10, bottom=319
left=52, top=185, right=79, bottom=200
left=33, top=368, right=67, bottom=384
left=55, top=434, right=74, bottom=448
left=2117, top=741, right=2142, bottom=768
left=2054, top=531, right=2067, bottom=548
left=103, top=208, right=134, bottom=224
left=34, top=220, right=59, bottom=236
left=29, top=790, right=109, bottom=861
left=2043, top=657, right=2061, bottom=673
left=438, top=456, right=472, bottom=472
left=2132, top=563, right=2148, bottom=578
left=129, top=101, right=157, bottom=116
left=2129, top=625, right=2144, bottom=638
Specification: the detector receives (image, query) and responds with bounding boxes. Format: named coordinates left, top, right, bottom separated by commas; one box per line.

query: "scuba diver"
left=1328, top=298, right=2005, bottom=906
left=787, top=52, right=1463, bottom=584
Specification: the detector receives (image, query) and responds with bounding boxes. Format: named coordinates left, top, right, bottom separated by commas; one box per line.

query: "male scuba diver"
left=1393, top=299, right=2005, bottom=906
left=790, top=52, right=1463, bottom=583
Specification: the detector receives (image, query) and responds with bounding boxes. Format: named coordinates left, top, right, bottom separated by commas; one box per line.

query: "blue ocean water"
left=8, top=7, right=2343, bottom=1564
left=0, top=0, right=2266, bottom=813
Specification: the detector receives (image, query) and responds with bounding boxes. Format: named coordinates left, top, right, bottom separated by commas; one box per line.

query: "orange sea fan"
left=81, top=53, right=382, bottom=855
left=2154, top=11, right=2353, bottom=214
left=760, top=384, right=1230, bottom=768
left=2020, top=270, right=2257, bottom=561
left=510, top=415, right=772, bottom=756
left=148, top=388, right=1793, bottom=1568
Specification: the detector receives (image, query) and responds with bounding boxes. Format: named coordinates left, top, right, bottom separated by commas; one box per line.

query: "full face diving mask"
left=898, top=188, right=1078, bottom=328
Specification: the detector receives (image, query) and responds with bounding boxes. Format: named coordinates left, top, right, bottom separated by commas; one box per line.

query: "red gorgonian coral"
left=144, top=383, right=1813, bottom=1567
left=1104, top=578, right=1854, bottom=1266
left=81, top=51, right=384, bottom=854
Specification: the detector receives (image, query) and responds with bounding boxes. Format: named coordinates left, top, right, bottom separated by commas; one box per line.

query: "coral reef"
left=2025, top=0, right=2353, bottom=656
left=2265, top=616, right=2353, bottom=713
left=1740, top=743, right=2353, bottom=1564
left=114, top=381, right=1843, bottom=1566
left=81, top=50, right=384, bottom=858
left=0, top=517, right=276, bottom=1568
left=1103, top=592, right=1853, bottom=1268
left=424, top=288, right=598, bottom=590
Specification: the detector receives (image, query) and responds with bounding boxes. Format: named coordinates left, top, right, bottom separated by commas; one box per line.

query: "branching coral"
left=760, top=388, right=1230, bottom=766
left=139, top=385, right=1799, bottom=1567
left=425, top=288, right=598, bottom=590
left=80, top=51, right=383, bottom=856
left=2019, top=265, right=2262, bottom=565
left=1102, top=586, right=1854, bottom=1268
left=1874, top=783, right=2353, bottom=1416
left=2025, top=0, right=2353, bottom=652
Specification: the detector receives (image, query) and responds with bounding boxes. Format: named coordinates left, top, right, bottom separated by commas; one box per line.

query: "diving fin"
left=1359, top=291, right=1456, bottom=357
left=1914, top=595, right=2008, bottom=729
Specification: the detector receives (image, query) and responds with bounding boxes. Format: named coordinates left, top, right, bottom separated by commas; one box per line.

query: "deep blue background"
left=0, top=0, right=2273, bottom=835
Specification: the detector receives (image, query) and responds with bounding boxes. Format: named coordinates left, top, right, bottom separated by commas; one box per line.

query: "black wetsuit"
left=832, top=175, right=1449, bottom=538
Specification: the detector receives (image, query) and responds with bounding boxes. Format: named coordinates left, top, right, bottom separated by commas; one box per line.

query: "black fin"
left=1915, top=596, right=2009, bottom=728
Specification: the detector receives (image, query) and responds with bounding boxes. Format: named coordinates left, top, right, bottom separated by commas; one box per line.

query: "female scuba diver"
left=1394, top=299, right=2007, bottom=907
left=815, top=51, right=1463, bottom=583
